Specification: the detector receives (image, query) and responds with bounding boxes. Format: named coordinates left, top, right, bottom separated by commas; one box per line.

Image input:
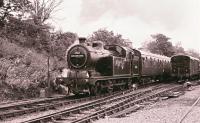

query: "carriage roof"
left=171, top=54, right=200, bottom=62
left=139, top=50, right=170, bottom=61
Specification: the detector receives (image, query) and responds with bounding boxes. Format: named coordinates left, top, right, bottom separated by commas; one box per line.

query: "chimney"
left=79, top=37, right=86, bottom=44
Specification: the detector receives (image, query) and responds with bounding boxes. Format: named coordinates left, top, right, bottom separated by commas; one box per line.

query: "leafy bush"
left=0, top=37, right=52, bottom=99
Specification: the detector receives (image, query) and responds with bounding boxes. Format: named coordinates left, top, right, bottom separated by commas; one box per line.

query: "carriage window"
left=150, top=58, right=153, bottom=64
left=142, top=57, right=145, bottom=65
left=128, top=52, right=132, bottom=59
left=134, top=56, right=139, bottom=60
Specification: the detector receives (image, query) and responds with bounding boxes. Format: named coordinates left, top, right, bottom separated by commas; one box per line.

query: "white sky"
left=49, top=0, right=200, bottom=52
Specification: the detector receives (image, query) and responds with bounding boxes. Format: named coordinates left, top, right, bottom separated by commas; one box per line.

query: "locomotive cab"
left=104, top=45, right=126, bottom=57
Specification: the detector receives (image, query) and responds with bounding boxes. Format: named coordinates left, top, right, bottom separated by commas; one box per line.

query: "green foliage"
left=143, top=33, right=174, bottom=57
left=1, top=0, right=62, bottom=26
left=0, top=0, right=31, bottom=26
left=0, top=38, right=52, bottom=99
left=186, top=49, right=200, bottom=59
left=88, top=28, right=129, bottom=47
left=0, top=26, right=77, bottom=99
left=50, top=31, right=77, bottom=60
left=173, top=42, right=185, bottom=55
left=142, top=34, right=200, bottom=59
left=0, top=0, right=75, bottom=99
left=0, top=17, right=51, bottom=53
left=0, top=0, right=3, bottom=7
left=30, top=0, right=63, bottom=25
left=1, top=17, right=77, bottom=55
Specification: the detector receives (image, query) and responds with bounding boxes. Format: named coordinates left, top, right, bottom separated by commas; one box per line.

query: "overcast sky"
left=50, top=0, right=200, bottom=52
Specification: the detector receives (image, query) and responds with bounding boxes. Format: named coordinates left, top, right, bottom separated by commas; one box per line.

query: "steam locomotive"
left=56, top=38, right=171, bottom=95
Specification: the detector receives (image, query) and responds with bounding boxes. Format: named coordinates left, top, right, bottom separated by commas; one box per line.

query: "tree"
left=50, top=31, right=77, bottom=60
left=186, top=49, right=200, bottom=59
left=143, top=33, right=174, bottom=57
left=88, top=28, right=128, bottom=47
left=173, top=42, right=185, bottom=55
left=30, top=0, right=63, bottom=25
left=1, top=0, right=63, bottom=26
left=0, top=0, right=3, bottom=7
left=0, top=0, right=31, bottom=26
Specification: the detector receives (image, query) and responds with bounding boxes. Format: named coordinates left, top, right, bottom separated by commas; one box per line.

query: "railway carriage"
left=57, top=38, right=172, bottom=95
left=171, top=55, right=200, bottom=81
left=140, top=51, right=171, bottom=83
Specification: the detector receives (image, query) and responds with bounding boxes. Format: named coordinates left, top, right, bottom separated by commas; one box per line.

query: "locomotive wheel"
left=89, top=85, right=100, bottom=96
left=107, top=87, right=113, bottom=93
left=105, top=80, right=113, bottom=93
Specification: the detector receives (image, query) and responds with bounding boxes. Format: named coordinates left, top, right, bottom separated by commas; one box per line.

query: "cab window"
left=104, top=45, right=126, bottom=57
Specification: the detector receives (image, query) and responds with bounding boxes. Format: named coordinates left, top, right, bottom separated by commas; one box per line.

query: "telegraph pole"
left=46, top=45, right=53, bottom=97
left=47, top=55, right=50, bottom=89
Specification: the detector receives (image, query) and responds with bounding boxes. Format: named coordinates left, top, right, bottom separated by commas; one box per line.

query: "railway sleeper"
left=73, top=86, right=182, bottom=123
left=19, top=84, right=172, bottom=123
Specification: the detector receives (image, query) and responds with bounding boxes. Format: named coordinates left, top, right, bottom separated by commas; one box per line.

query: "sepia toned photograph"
left=0, top=0, right=200, bottom=123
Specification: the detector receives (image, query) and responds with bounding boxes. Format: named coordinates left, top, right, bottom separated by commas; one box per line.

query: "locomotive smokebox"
left=67, top=40, right=111, bottom=70
left=67, top=45, right=89, bottom=69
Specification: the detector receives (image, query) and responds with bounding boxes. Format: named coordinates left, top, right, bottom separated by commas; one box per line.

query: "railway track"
left=20, top=83, right=182, bottom=123
left=0, top=95, right=70, bottom=110
left=0, top=84, right=147, bottom=121
left=178, top=96, right=200, bottom=123
left=0, top=95, right=74, bottom=119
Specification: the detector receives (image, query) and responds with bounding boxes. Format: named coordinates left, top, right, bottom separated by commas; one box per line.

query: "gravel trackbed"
left=96, top=84, right=200, bottom=123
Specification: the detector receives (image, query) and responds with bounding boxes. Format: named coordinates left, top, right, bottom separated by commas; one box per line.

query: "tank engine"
left=61, top=38, right=171, bottom=95
left=66, top=38, right=134, bottom=95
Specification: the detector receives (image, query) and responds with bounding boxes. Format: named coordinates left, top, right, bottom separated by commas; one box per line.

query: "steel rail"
left=22, top=84, right=171, bottom=123
left=73, top=85, right=183, bottom=123
left=0, top=95, right=70, bottom=110
left=178, top=96, right=200, bottom=123
left=0, top=87, right=134, bottom=120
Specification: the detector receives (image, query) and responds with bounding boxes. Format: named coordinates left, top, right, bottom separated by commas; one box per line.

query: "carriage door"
left=132, top=54, right=140, bottom=75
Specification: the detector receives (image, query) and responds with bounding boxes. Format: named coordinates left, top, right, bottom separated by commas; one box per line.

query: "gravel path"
left=96, top=84, right=200, bottom=123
